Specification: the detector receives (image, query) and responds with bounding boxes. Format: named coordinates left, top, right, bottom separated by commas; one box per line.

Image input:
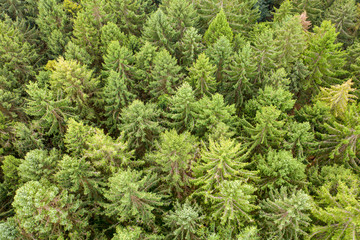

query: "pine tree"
left=100, top=22, right=127, bottom=54
left=64, top=40, right=92, bottom=66
left=178, top=27, right=204, bottom=68
left=256, top=149, right=307, bottom=192
left=13, top=181, right=89, bottom=239
left=18, top=149, right=60, bottom=183
left=292, top=0, right=324, bottom=27
left=203, top=8, right=233, bottom=46
left=104, top=169, right=163, bottom=226
left=11, top=122, right=44, bottom=157
left=56, top=155, right=103, bottom=199
left=194, top=93, right=236, bottom=137
left=260, top=187, right=312, bottom=239
left=196, top=0, right=259, bottom=37
left=208, top=180, right=258, bottom=227
left=240, top=106, right=286, bottom=154
left=317, top=79, right=357, bottom=118
left=223, top=42, right=256, bottom=112
left=24, top=82, right=76, bottom=136
left=285, top=121, right=316, bottom=159
left=1, top=155, right=22, bottom=193
left=36, top=0, right=70, bottom=57
left=187, top=53, right=217, bottom=98
left=324, top=0, right=358, bottom=47
left=207, top=36, right=233, bottom=85
left=142, top=9, right=176, bottom=54
left=192, top=137, right=256, bottom=196
left=302, top=20, right=347, bottom=91
left=150, top=49, right=182, bottom=98
left=147, top=130, right=197, bottom=198
left=168, top=82, right=197, bottom=132
left=163, top=200, right=204, bottom=240
left=119, top=100, right=162, bottom=158
left=273, top=0, right=294, bottom=23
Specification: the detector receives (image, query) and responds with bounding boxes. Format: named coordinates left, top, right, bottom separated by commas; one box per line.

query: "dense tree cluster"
left=2, top=0, right=360, bottom=239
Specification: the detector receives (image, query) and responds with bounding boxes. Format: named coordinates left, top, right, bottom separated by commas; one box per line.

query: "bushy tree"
left=147, top=130, right=197, bottom=198
left=203, top=8, right=233, bottom=46
left=12, top=181, right=89, bottom=239
left=187, top=53, right=217, bottom=98
left=260, top=187, right=312, bottom=239
left=164, top=200, right=204, bottom=240
left=168, top=82, right=197, bottom=132
left=150, top=49, right=182, bottom=98
left=104, top=169, right=163, bottom=226
left=119, top=100, right=162, bottom=158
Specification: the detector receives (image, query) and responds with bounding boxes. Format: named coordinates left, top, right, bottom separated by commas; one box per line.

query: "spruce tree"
left=147, top=130, right=197, bottom=198
left=285, top=121, right=316, bottom=159
left=150, top=49, right=182, bottom=98
left=292, top=0, right=324, bottom=27
left=178, top=27, right=204, bottom=68
left=203, top=8, right=233, bottom=46
left=187, top=53, right=217, bottom=98
left=104, top=169, right=163, bottom=226
left=100, top=22, right=127, bottom=54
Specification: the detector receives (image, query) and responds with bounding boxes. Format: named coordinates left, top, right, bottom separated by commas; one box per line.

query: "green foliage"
left=18, top=149, right=59, bottom=182
left=168, top=82, right=197, bottom=132
left=112, top=225, right=161, bottom=240
left=147, top=130, right=197, bottom=197
left=187, top=53, right=217, bottom=98
left=104, top=169, right=163, bottom=226
left=1, top=155, right=21, bottom=193
left=13, top=181, right=89, bottom=239
left=0, top=217, right=19, bottom=240
left=292, top=0, right=324, bottom=26
left=256, top=149, right=307, bottom=192
left=178, top=27, right=204, bottom=68
left=192, top=137, right=256, bottom=196
left=100, top=22, right=127, bottom=54
left=164, top=200, right=204, bottom=240
left=302, top=20, right=347, bottom=91
left=150, top=49, right=182, bottom=98
left=203, top=8, right=233, bottom=46
left=285, top=121, right=316, bottom=159
left=119, top=100, right=162, bottom=158
left=273, top=0, right=294, bottom=23
left=260, top=187, right=312, bottom=239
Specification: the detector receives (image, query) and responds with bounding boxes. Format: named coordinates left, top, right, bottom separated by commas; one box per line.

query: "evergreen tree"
left=150, top=49, right=182, bottom=98
left=285, top=121, right=316, bottom=159
left=18, top=149, right=60, bottom=183
left=178, top=27, right=204, bottom=68
left=260, top=187, right=312, bottom=240
left=119, top=100, right=162, bottom=158
left=192, top=137, right=256, bottom=196
left=12, top=181, right=89, bottom=239
left=302, top=20, right=347, bottom=91
left=164, top=200, right=204, bottom=240
left=273, top=0, right=294, bottom=23
left=147, top=130, right=197, bottom=198
left=203, top=8, right=233, bottom=46
left=168, top=82, right=197, bottom=132
left=36, top=0, right=70, bottom=57
left=292, top=0, right=324, bottom=26
left=187, top=53, right=217, bottom=98
left=223, top=42, right=257, bottom=112
left=64, top=40, right=92, bottom=66
left=100, top=22, right=127, bottom=54
left=104, top=169, right=163, bottom=226
left=324, top=0, right=358, bottom=47
left=256, top=149, right=307, bottom=192
left=142, top=9, right=176, bottom=54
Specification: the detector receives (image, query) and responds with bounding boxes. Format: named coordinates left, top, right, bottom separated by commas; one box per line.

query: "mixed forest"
left=2, top=0, right=360, bottom=239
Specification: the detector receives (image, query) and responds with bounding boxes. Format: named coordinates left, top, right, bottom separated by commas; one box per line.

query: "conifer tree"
left=142, top=9, right=176, bottom=54
left=260, top=187, right=312, bottom=239
left=203, top=8, right=233, bottom=46
left=119, top=100, right=162, bottom=158
left=18, top=149, right=60, bottom=183
left=207, top=36, right=233, bottom=85
left=104, top=169, right=163, bottom=226
left=273, top=0, right=294, bottom=23
left=178, top=27, right=204, bottom=68
left=64, top=40, right=92, bottom=66
left=256, top=149, right=307, bottom=192
left=150, top=49, right=182, bottom=98
left=147, top=130, right=197, bottom=198
left=240, top=106, right=286, bottom=154
left=1, top=155, right=22, bottom=193
left=194, top=94, right=236, bottom=137
left=208, top=180, right=258, bottom=227
left=324, top=0, right=357, bottom=47
left=168, top=82, right=197, bottom=132
left=196, top=0, right=259, bottom=36
left=302, top=20, right=347, bottom=91
left=36, top=0, right=70, bottom=57
left=13, top=181, right=89, bottom=239
left=223, top=42, right=256, bottom=111
left=192, top=137, right=256, bottom=196
left=292, top=0, right=324, bottom=26
left=164, top=200, right=204, bottom=240
left=285, top=121, right=316, bottom=159
left=187, top=53, right=217, bottom=98
left=100, top=22, right=127, bottom=54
